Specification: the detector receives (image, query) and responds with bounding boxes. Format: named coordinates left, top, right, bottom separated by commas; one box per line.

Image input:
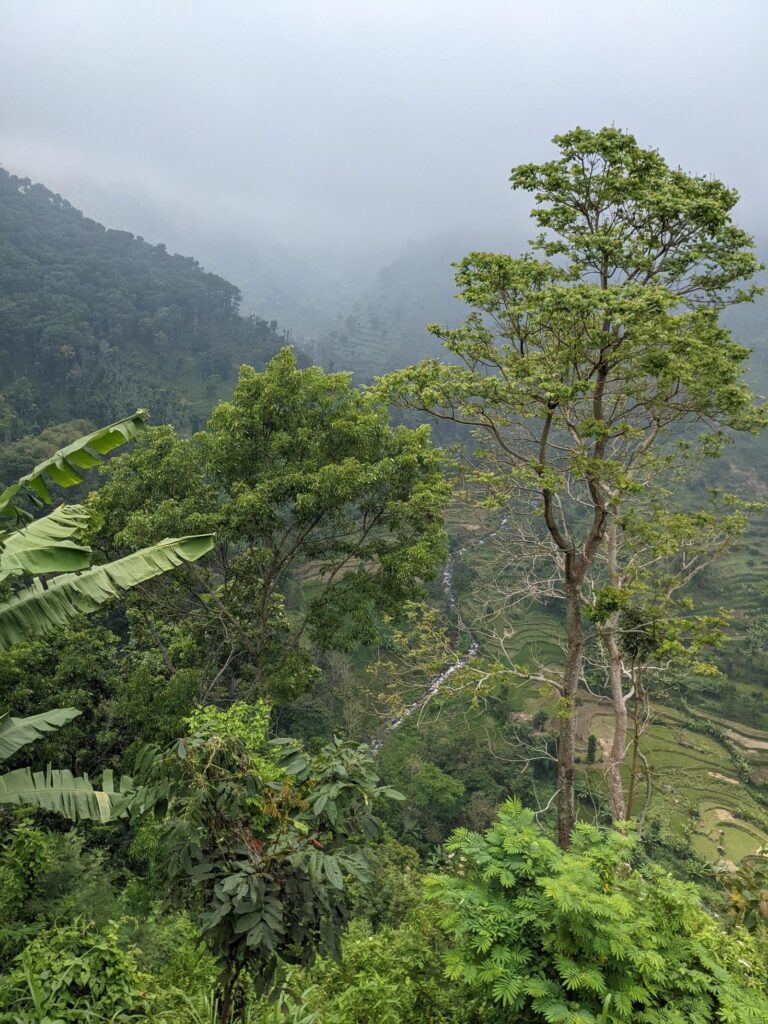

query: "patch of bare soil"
left=712, top=807, right=736, bottom=822
left=707, top=770, right=740, bottom=785
left=726, top=729, right=768, bottom=751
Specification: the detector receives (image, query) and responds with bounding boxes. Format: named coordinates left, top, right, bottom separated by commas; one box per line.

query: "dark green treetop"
left=89, top=348, right=449, bottom=701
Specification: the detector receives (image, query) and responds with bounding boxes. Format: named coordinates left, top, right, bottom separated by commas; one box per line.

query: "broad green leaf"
left=0, top=765, right=124, bottom=821
left=0, top=533, right=215, bottom=650
left=323, top=856, right=344, bottom=890
left=0, top=505, right=92, bottom=580
left=0, top=409, right=148, bottom=516
left=0, top=707, right=81, bottom=762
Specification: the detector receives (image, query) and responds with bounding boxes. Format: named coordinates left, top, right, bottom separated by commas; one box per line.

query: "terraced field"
left=568, top=699, right=768, bottom=865
left=449, top=518, right=768, bottom=867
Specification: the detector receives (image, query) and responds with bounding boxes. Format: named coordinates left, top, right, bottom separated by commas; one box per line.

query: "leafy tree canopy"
left=376, top=126, right=765, bottom=844
left=89, top=348, right=449, bottom=701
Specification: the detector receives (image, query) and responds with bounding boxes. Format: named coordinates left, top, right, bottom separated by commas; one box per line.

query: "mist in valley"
left=2, top=0, right=767, bottom=374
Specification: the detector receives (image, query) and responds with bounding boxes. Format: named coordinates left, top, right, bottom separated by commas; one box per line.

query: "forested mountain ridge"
left=0, top=167, right=288, bottom=446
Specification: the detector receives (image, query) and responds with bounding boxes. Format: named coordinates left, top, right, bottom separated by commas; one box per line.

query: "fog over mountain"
left=2, top=0, right=767, bottom=349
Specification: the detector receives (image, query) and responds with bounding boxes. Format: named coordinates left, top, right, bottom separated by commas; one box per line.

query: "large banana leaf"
left=0, top=708, right=135, bottom=821
left=0, top=707, right=81, bottom=762
left=0, top=533, right=214, bottom=650
left=0, top=409, right=148, bottom=517
left=0, top=765, right=121, bottom=821
left=0, top=505, right=92, bottom=581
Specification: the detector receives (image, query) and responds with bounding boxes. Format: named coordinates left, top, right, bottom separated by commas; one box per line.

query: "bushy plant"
left=427, top=801, right=768, bottom=1022
left=133, top=701, right=402, bottom=1021
left=263, top=912, right=498, bottom=1024
left=0, top=918, right=154, bottom=1022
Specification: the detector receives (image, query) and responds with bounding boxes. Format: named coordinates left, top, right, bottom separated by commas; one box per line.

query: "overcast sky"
left=1, top=0, right=767, bottom=275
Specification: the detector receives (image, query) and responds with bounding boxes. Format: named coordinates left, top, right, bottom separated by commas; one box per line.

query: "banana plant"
left=0, top=530, right=214, bottom=650
left=0, top=409, right=148, bottom=519
left=0, top=412, right=215, bottom=819
left=0, top=411, right=215, bottom=650
left=0, top=707, right=133, bottom=821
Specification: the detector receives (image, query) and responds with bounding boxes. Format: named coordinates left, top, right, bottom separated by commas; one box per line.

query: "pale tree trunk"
left=601, top=616, right=628, bottom=822
left=602, top=522, right=629, bottom=822
left=626, top=672, right=643, bottom=817
left=557, top=574, right=584, bottom=848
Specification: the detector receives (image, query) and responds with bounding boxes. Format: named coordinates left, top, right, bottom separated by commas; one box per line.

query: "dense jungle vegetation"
left=1, top=129, right=768, bottom=1023
left=0, top=167, right=288, bottom=461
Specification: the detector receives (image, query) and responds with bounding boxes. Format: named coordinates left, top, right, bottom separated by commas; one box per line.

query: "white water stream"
left=372, top=515, right=508, bottom=749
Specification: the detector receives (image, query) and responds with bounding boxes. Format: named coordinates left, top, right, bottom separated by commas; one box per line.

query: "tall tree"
left=378, top=127, right=764, bottom=846
left=89, top=348, right=449, bottom=702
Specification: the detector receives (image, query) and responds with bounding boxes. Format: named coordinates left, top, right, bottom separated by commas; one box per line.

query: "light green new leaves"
left=427, top=801, right=768, bottom=1022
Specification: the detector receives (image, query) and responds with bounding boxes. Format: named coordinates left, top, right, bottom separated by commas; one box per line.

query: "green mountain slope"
left=0, top=168, right=288, bottom=442
left=311, top=237, right=467, bottom=380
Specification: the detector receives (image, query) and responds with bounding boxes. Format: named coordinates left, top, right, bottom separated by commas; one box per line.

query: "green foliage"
left=0, top=818, right=55, bottom=952
left=132, top=702, right=401, bottom=1019
left=347, top=836, right=424, bottom=928
left=0, top=416, right=213, bottom=821
left=376, top=126, right=765, bottom=839
left=0, top=505, right=92, bottom=578
left=427, top=800, right=768, bottom=1022
left=118, top=910, right=220, bottom=1022
left=509, top=126, right=762, bottom=306
left=586, top=734, right=598, bottom=765
left=0, top=706, right=82, bottom=760
left=89, top=349, right=449, bottom=701
left=0, top=918, right=154, bottom=1023
left=0, top=625, right=126, bottom=769
left=0, top=409, right=148, bottom=517
left=725, top=853, right=768, bottom=931
left=0, top=707, right=132, bottom=822
left=0, top=818, right=129, bottom=966
left=0, top=412, right=214, bottom=652
left=0, top=169, right=287, bottom=436
left=267, top=913, right=497, bottom=1024
left=0, top=532, right=214, bottom=651
left=745, top=612, right=768, bottom=655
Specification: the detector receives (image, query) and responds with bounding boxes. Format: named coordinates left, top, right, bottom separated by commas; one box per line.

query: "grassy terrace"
left=448, top=519, right=768, bottom=867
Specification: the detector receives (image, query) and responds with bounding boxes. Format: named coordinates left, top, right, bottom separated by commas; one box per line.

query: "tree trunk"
left=601, top=522, right=629, bottom=823
left=602, top=617, right=627, bottom=822
left=217, top=965, right=243, bottom=1024
left=557, top=575, right=584, bottom=848
left=627, top=680, right=641, bottom=817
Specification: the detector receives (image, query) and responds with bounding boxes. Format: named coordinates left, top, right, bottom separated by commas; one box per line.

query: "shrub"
left=427, top=801, right=768, bottom=1022
left=0, top=918, right=155, bottom=1022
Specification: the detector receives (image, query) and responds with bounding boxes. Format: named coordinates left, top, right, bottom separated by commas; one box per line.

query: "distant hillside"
left=309, top=237, right=467, bottom=380
left=0, top=168, right=289, bottom=442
